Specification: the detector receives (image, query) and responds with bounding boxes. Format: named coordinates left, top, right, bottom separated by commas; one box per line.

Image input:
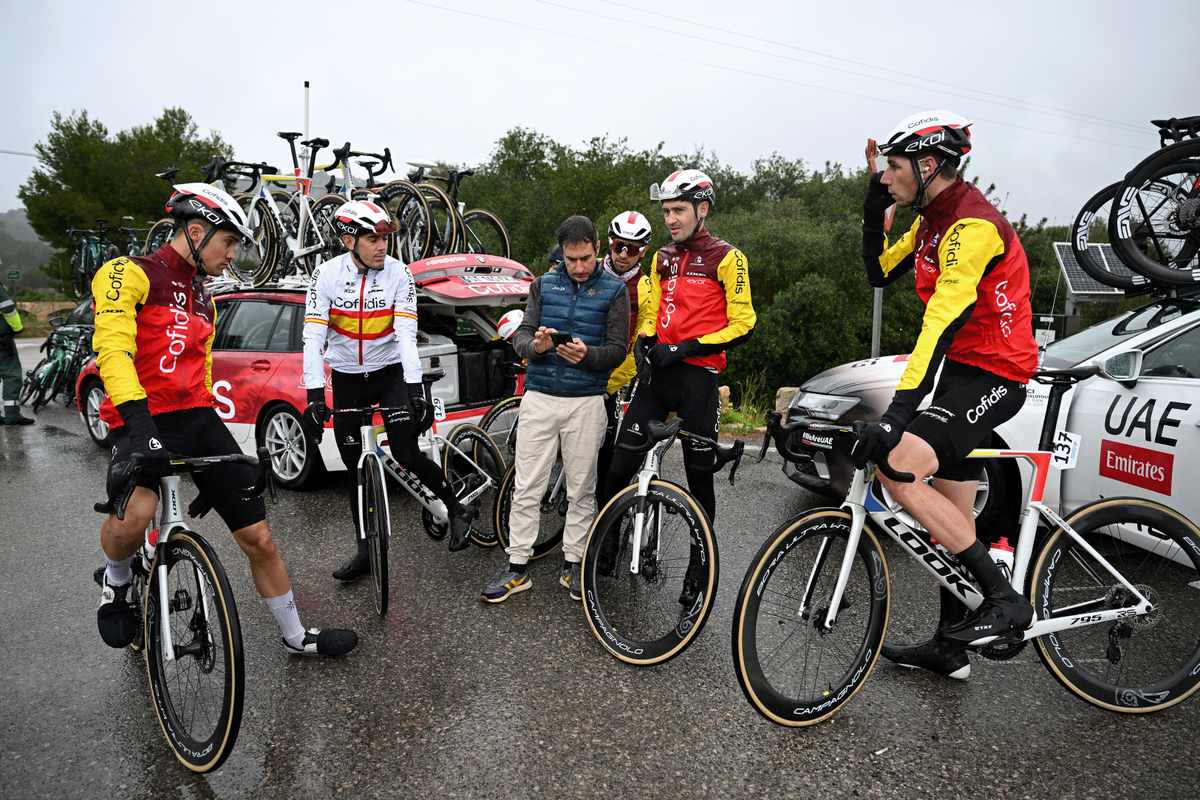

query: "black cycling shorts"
left=906, top=360, right=1026, bottom=482
left=109, top=406, right=266, bottom=532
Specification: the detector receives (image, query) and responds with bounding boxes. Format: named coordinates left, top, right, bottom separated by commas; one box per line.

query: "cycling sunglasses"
left=610, top=239, right=646, bottom=256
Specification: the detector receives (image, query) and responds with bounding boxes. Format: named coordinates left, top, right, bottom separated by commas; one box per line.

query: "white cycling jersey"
left=302, top=252, right=421, bottom=388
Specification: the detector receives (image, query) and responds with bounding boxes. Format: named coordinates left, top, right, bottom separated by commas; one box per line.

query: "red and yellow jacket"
left=603, top=255, right=656, bottom=394
left=648, top=226, right=756, bottom=372
left=865, top=178, right=1038, bottom=400
left=92, top=246, right=217, bottom=428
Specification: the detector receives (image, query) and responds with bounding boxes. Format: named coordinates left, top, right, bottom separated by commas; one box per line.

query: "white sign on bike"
left=433, top=397, right=446, bottom=421
left=1051, top=429, right=1081, bottom=470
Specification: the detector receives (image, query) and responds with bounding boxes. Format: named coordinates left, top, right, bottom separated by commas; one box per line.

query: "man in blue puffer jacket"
left=480, top=216, right=630, bottom=603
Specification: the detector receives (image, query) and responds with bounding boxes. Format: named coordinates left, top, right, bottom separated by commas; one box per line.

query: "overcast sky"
left=2, top=0, right=1195, bottom=237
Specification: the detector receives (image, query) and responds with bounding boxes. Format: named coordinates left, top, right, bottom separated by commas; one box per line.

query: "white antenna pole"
left=302, top=81, right=310, bottom=177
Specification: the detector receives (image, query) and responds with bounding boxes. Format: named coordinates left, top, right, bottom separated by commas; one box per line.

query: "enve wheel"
left=1108, top=141, right=1200, bottom=286
left=1070, top=182, right=1150, bottom=290
left=81, top=377, right=110, bottom=447
left=258, top=404, right=324, bottom=489
left=461, top=208, right=512, bottom=259
left=300, top=195, right=348, bottom=275
left=732, top=509, right=890, bottom=727
left=441, top=424, right=505, bottom=548
left=479, top=395, right=522, bottom=467
left=1030, top=497, right=1200, bottom=713
left=362, top=456, right=390, bottom=617
left=581, top=480, right=718, bottom=665
left=144, top=530, right=244, bottom=773
left=492, top=459, right=566, bottom=560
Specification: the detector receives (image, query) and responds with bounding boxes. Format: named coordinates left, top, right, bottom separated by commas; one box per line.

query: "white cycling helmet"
left=497, top=310, right=524, bottom=341
left=877, top=109, right=973, bottom=159
left=608, top=211, right=653, bottom=244
left=650, top=169, right=716, bottom=208
left=166, top=183, right=253, bottom=240
left=332, top=200, right=399, bottom=239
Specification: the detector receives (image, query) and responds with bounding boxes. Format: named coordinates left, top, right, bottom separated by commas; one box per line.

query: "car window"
left=1042, top=300, right=1200, bottom=369
left=218, top=300, right=284, bottom=351
left=1141, top=324, right=1200, bottom=379
left=66, top=299, right=94, bottom=326
left=267, top=304, right=300, bottom=352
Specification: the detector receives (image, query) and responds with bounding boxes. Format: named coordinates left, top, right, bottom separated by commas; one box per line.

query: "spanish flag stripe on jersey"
left=329, top=307, right=395, bottom=339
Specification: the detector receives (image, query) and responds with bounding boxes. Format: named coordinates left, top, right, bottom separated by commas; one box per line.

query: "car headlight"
left=789, top=391, right=860, bottom=421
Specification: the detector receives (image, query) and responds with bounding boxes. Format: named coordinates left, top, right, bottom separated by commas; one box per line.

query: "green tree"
left=19, top=108, right=233, bottom=293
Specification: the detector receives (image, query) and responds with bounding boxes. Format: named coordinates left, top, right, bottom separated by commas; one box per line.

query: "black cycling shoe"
left=447, top=506, right=474, bottom=552
left=97, top=573, right=138, bottom=648
left=333, top=551, right=370, bottom=583
left=284, top=627, right=358, bottom=657
left=882, top=638, right=971, bottom=680
left=938, top=596, right=1034, bottom=646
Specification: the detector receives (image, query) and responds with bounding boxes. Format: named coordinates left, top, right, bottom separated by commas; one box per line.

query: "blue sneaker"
left=481, top=567, right=531, bottom=603
left=559, top=561, right=581, bottom=601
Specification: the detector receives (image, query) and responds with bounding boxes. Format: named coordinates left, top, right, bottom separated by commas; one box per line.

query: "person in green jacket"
left=0, top=284, right=34, bottom=425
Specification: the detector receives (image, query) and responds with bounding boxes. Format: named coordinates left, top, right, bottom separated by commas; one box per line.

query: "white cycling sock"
left=264, top=590, right=306, bottom=646
left=104, top=553, right=135, bottom=587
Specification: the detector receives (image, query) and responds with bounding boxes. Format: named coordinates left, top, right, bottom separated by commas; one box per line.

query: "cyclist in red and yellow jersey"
left=854, top=111, right=1038, bottom=680
left=601, top=171, right=756, bottom=608
left=92, top=183, right=356, bottom=658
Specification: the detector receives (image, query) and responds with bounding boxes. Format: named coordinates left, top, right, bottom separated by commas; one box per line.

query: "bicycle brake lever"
left=727, top=440, right=745, bottom=486
left=188, top=494, right=214, bottom=519
left=755, top=429, right=771, bottom=464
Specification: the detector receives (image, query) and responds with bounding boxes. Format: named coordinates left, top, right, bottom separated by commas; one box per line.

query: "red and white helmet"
left=496, top=310, right=524, bottom=341
left=608, top=211, right=652, bottom=244
left=166, top=183, right=253, bottom=240
left=332, top=200, right=399, bottom=239
left=877, top=110, right=973, bottom=159
left=650, top=169, right=716, bottom=208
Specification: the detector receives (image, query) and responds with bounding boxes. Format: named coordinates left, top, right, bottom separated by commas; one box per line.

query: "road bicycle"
left=732, top=365, right=1200, bottom=727
left=327, top=374, right=505, bottom=615
left=117, top=216, right=151, bottom=258
left=67, top=220, right=120, bottom=299
left=93, top=447, right=273, bottom=772
left=580, top=417, right=744, bottom=665
left=1103, top=116, right=1200, bottom=287
left=404, top=162, right=512, bottom=260
left=20, top=324, right=93, bottom=411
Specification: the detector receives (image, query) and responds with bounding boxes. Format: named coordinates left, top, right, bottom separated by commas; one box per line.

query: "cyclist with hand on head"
left=856, top=110, right=1039, bottom=679
left=600, top=171, right=756, bottom=606
left=594, top=211, right=656, bottom=503
left=302, top=201, right=473, bottom=581
left=93, top=184, right=357, bottom=657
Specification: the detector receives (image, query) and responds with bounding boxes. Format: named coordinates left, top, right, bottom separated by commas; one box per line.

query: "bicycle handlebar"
left=755, top=411, right=915, bottom=483
left=616, top=418, right=746, bottom=485
left=1152, top=116, right=1200, bottom=148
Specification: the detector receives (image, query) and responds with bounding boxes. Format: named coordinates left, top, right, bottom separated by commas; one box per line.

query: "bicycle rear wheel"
left=492, top=458, right=566, bottom=560
left=416, top=183, right=459, bottom=256
left=581, top=480, right=718, bottom=665
left=460, top=208, right=512, bottom=259
left=441, top=424, right=505, bottom=547
left=300, top=194, right=347, bottom=274
left=1109, top=140, right=1200, bottom=285
left=237, top=197, right=278, bottom=286
left=1030, top=497, right=1200, bottom=713
left=144, top=530, right=244, bottom=773
left=377, top=180, right=432, bottom=263
left=479, top=395, right=522, bottom=467
left=18, top=358, right=47, bottom=405
left=732, top=509, right=889, bottom=727
left=362, top=455, right=390, bottom=617
left=1070, top=182, right=1150, bottom=290
left=144, top=219, right=174, bottom=255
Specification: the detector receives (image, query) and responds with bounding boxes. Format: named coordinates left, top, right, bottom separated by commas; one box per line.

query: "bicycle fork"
left=151, top=475, right=213, bottom=664
left=626, top=443, right=667, bottom=575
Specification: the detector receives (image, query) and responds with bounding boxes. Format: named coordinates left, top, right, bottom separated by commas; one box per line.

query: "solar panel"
left=1053, top=242, right=1141, bottom=296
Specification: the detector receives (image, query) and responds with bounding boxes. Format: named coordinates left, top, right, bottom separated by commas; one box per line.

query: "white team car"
left=781, top=296, right=1200, bottom=525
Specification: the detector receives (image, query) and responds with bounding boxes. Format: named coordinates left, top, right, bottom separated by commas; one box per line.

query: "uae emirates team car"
left=77, top=253, right=533, bottom=488
left=781, top=295, right=1200, bottom=527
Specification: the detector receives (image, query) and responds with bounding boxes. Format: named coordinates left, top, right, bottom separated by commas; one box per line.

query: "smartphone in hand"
left=549, top=331, right=573, bottom=347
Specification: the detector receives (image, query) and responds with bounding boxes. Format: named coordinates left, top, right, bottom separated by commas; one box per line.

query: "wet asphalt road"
left=1, top=399, right=1197, bottom=800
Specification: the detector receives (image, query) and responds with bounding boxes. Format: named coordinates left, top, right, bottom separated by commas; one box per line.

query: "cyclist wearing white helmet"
left=600, top=171, right=756, bottom=607
left=92, top=183, right=357, bottom=658
left=855, top=110, right=1038, bottom=680
left=303, top=201, right=474, bottom=582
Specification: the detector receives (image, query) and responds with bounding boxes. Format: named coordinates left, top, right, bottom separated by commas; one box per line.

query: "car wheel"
left=80, top=378, right=109, bottom=448
left=258, top=404, right=324, bottom=489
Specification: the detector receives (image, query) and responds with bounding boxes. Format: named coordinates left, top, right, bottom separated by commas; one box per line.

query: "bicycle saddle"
left=302, top=137, right=330, bottom=149
left=277, top=131, right=303, bottom=141
left=406, top=159, right=438, bottom=169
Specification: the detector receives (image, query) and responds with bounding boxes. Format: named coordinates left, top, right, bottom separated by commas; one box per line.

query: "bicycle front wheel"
left=479, top=395, right=522, bottom=467
left=460, top=208, right=512, bottom=259
left=416, top=183, right=459, bottom=256
left=1030, top=497, right=1200, bottom=713
left=441, top=424, right=505, bottom=547
left=581, top=480, right=718, bottom=665
left=1070, top=182, right=1150, bottom=290
left=732, top=509, right=889, bottom=727
left=144, top=219, right=174, bottom=255
left=492, top=458, right=565, bottom=560
left=377, top=180, right=432, bottom=263
left=144, top=530, right=244, bottom=773
left=300, top=194, right=347, bottom=274
left=362, top=456, right=390, bottom=617
left=19, top=358, right=47, bottom=405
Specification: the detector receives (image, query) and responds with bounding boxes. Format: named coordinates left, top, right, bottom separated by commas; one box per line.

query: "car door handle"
left=250, top=360, right=272, bottom=372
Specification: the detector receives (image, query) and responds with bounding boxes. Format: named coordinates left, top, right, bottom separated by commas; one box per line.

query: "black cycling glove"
left=407, top=383, right=434, bottom=435
left=633, top=335, right=655, bottom=379
left=302, top=387, right=331, bottom=443
left=116, top=398, right=170, bottom=478
left=862, top=171, right=891, bottom=270
left=647, top=338, right=701, bottom=371
left=851, top=389, right=920, bottom=470
left=864, top=170, right=894, bottom=214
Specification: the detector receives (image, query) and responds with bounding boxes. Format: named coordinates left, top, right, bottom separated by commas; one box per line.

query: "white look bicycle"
left=733, top=365, right=1200, bottom=727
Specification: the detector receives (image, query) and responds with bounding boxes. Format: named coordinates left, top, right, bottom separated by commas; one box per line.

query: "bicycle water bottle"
left=142, top=527, right=160, bottom=569
left=989, top=537, right=1015, bottom=582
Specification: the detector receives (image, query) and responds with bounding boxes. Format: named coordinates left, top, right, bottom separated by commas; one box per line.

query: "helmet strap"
left=182, top=218, right=221, bottom=277
left=686, top=200, right=708, bottom=242
left=349, top=234, right=381, bottom=272
left=908, top=155, right=944, bottom=215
